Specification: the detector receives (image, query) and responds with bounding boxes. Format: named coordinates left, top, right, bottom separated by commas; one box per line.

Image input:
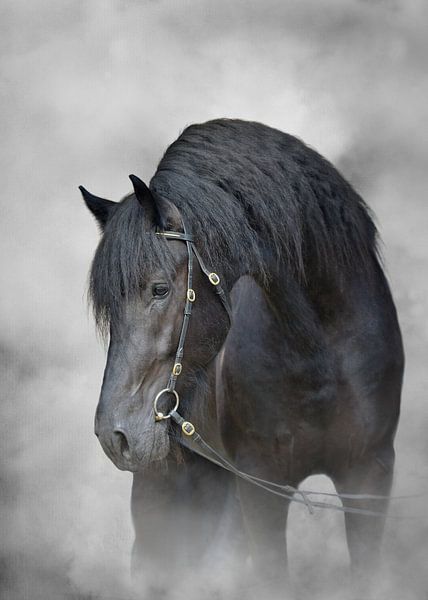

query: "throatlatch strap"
left=191, top=246, right=233, bottom=322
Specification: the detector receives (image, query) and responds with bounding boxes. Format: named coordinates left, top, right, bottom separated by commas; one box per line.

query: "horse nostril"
left=113, top=428, right=131, bottom=461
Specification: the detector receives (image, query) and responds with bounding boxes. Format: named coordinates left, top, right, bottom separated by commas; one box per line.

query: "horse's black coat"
left=83, top=119, right=404, bottom=597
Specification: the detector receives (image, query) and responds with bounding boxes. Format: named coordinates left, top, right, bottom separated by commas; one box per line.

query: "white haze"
left=1, top=0, right=427, bottom=598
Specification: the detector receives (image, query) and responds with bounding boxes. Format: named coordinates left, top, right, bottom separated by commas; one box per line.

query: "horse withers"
left=81, top=119, right=404, bottom=597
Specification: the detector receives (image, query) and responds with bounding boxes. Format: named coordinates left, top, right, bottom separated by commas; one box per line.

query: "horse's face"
left=81, top=177, right=230, bottom=471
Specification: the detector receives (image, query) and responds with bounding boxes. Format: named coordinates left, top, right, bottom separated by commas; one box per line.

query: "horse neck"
left=249, top=256, right=342, bottom=381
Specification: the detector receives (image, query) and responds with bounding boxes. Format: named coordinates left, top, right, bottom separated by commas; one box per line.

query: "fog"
left=1, top=1, right=427, bottom=598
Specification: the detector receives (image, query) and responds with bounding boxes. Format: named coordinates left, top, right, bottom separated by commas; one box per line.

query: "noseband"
left=152, top=225, right=232, bottom=424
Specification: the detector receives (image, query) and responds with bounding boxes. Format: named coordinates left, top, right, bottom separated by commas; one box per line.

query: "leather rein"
left=152, top=226, right=415, bottom=518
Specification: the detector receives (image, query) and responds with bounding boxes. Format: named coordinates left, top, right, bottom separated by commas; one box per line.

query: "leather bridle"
left=152, top=224, right=232, bottom=427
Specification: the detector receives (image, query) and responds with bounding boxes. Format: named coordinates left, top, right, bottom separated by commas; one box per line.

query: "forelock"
left=89, top=195, right=175, bottom=337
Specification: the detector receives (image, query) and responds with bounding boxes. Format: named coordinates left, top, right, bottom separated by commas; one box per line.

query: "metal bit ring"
left=153, top=388, right=179, bottom=421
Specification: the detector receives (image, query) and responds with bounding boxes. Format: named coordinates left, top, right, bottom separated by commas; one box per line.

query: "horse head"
left=80, top=176, right=230, bottom=471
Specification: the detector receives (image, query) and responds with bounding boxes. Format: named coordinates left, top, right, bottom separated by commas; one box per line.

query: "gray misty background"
left=1, top=1, right=427, bottom=599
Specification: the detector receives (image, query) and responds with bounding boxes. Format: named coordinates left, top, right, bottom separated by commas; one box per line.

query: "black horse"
left=81, top=119, right=404, bottom=597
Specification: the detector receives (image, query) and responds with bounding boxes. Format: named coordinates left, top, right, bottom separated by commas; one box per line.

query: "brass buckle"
left=182, top=421, right=196, bottom=436
left=153, top=388, right=179, bottom=421
left=208, top=272, right=220, bottom=285
left=172, top=363, right=182, bottom=376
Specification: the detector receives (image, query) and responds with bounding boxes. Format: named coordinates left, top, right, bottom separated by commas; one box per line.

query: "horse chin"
left=139, top=437, right=171, bottom=471
left=102, top=420, right=172, bottom=473
left=130, top=422, right=172, bottom=472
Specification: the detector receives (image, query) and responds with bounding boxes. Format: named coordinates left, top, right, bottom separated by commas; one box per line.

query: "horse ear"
left=129, top=174, right=182, bottom=231
left=129, top=174, right=164, bottom=229
left=79, top=186, right=115, bottom=231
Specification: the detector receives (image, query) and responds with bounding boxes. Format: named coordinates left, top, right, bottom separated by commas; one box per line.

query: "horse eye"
left=152, top=283, right=169, bottom=298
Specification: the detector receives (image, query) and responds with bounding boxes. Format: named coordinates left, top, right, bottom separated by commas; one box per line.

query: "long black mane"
left=90, top=118, right=379, bottom=333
